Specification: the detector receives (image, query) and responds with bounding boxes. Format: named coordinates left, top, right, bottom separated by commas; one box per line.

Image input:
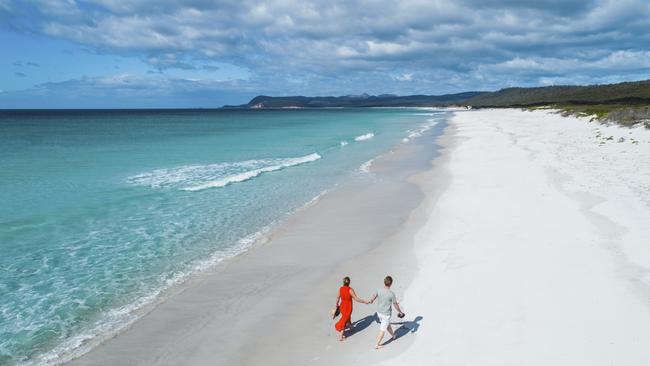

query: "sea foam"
left=128, top=153, right=321, bottom=192
left=403, top=119, right=438, bottom=142
left=354, top=132, right=375, bottom=141
left=182, top=153, right=321, bottom=191
left=359, top=159, right=375, bottom=173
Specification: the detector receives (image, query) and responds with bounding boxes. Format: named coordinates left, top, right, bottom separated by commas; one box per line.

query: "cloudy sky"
left=1, top=0, right=650, bottom=108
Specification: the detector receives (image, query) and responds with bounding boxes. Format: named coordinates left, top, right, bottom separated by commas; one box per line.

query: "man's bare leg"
left=375, top=330, right=385, bottom=349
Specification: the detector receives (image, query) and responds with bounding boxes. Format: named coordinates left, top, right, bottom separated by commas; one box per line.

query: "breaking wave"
left=128, top=153, right=322, bottom=192
left=354, top=132, right=375, bottom=141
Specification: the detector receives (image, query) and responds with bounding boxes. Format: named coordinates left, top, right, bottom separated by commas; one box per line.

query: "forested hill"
left=225, top=80, right=650, bottom=109
left=465, top=80, right=650, bottom=107
left=223, top=92, right=486, bottom=108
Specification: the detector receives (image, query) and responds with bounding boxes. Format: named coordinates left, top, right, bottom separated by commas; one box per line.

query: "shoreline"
left=64, top=114, right=450, bottom=365
left=282, top=115, right=457, bottom=365
left=234, top=120, right=455, bottom=365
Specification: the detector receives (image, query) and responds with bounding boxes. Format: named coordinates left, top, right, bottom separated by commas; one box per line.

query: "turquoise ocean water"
left=0, top=108, right=445, bottom=365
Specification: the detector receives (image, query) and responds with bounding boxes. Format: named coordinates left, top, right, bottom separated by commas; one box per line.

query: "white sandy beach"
left=65, top=108, right=650, bottom=366
left=379, top=109, right=650, bottom=365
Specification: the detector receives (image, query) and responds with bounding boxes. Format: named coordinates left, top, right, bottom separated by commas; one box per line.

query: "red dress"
left=335, top=285, right=353, bottom=331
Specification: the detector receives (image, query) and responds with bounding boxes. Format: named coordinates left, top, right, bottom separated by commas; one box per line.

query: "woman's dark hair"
left=343, top=276, right=351, bottom=286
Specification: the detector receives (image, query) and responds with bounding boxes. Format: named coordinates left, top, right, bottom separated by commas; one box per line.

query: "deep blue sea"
left=0, top=108, right=445, bottom=365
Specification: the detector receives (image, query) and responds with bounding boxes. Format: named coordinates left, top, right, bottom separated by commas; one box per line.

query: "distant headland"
left=225, top=79, right=650, bottom=128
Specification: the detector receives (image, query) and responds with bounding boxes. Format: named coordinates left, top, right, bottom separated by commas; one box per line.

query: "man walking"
left=368, top=275, right=404, bottom=349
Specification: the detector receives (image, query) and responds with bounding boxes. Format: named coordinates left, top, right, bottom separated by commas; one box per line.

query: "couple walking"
left=334, top=275, right=404, bottom=349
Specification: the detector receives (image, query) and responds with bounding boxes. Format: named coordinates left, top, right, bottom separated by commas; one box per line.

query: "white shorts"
left=377, top=312, right=391, bottom=331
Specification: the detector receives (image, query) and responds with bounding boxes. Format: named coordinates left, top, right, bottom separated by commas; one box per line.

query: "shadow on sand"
left=381, top=315, right=423, bottom=346
left=343, top=314, right=377, bottom=338
left=344, top=314, right=424, bottom=345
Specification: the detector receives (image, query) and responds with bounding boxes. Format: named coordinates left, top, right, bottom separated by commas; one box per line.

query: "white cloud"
left=393, top=73, right=413, bottom=81
left=2, top=0, right=650, bottom=104
left=484, top=50, right=650, bottom=74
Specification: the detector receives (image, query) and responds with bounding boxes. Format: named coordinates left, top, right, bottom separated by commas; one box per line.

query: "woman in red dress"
left=334, top=276, right=369, bottom=341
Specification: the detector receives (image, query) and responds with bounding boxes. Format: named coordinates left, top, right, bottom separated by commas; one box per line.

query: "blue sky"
left=1, top=0, right=650, bottom=108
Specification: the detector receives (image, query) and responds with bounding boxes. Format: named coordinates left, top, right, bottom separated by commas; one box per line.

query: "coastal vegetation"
left=554, top=104, right=650, bottom=128
left=465, top=80, right=650, bottom=128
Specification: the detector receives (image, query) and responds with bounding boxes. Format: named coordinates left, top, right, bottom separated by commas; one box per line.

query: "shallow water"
left=0, top=108, right=445, bottom=365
